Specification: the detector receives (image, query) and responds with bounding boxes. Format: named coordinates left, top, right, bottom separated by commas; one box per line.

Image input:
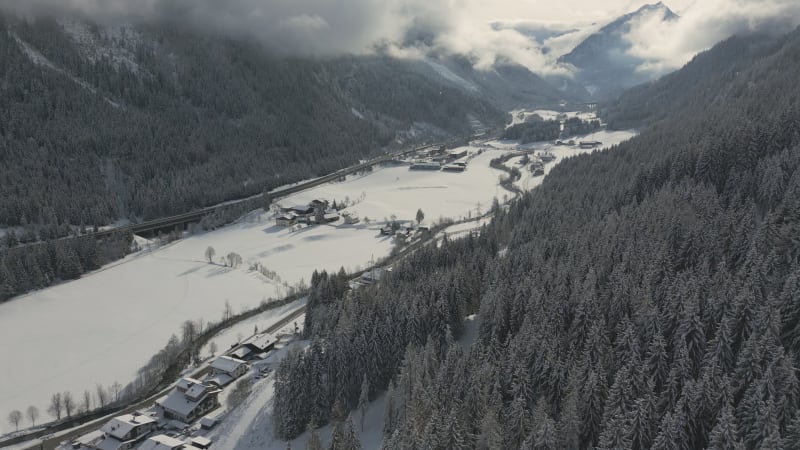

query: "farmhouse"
left=89, top=412, right=157, bottom=450
left=275, top=213, right=297, bottom=226
left=342, top=212, right=360, bottom=224
left=242, top=333, right=275, bottom=355
left=156, top=378, right=220, bottom=423
left=210, top=355, right=249, bottom=379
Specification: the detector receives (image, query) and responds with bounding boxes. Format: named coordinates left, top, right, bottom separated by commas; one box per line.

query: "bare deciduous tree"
left=204, top=246, right=216, bottom=263
left=62, top=392, right=74, bottom=418
left=111, top=382, right=123, bottom=403
left=7, top=410, right=22, bottom=432
left=96, top=384, right=108, bottom=408
left=81, top=390, right=92, bottom=413
left=209, top=341, right=218, bottom=356
left=47, top=392, right=63, bottom=420
left=26, top=406, right=38, bottom=427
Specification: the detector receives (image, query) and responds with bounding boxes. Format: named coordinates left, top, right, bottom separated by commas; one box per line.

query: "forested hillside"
left=0, top=14, right=505, bottom=232
left=601, top=32, right=786, bottom=129
left=273, top=28, right=800, bottom=449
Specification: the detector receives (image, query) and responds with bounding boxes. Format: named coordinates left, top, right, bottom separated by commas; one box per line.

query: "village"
left=66, top=328, right=290, bottom=450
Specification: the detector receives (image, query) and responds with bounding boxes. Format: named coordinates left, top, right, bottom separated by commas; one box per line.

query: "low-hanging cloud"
left=2, top=0, right=799, bottom=77
left=624, top=0, right=800, bottom=76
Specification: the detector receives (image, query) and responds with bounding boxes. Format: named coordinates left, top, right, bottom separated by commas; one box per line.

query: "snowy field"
left=0, top=148, right=509, bottom=435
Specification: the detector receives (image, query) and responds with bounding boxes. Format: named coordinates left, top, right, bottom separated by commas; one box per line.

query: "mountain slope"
left=0, top=14, right=506, bottom=230
left=601, top=31, right=788, bottom=129
left=271, top=26, right=800, bottom=449
left=558, top=2, right=678, bottom=98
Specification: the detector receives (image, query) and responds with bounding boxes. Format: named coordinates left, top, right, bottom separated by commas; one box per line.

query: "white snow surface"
left=0, top=148, right=507, bottom=435
left=424, top=58, right=480, bottom=92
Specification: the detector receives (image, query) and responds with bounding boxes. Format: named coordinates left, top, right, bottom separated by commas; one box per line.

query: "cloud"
left=624, top=0, right=800, bottom=76
left=2, top=0, right=798, bottom=78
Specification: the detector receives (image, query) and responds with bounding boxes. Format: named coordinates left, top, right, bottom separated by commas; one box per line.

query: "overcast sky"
left=2, top=0, right=798, bottom=76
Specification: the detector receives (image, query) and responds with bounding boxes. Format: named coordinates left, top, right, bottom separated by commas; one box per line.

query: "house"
left=90, top=413, right=157, bottom=450
left=191, top=437, right=213, bottom=449
left=322, top=212, right=340, bottom=223
left=242, top=333, right=275, bottom=354
left=210, top=355, right=249, bottom=379
left=289, top=205, right=315, bottom=215
left=447, top=149, right=468, bottom=160
left=229, top=346, right=252, bottom=360
left=357, top=268, right=387, bottom=286
left=156, top=378, right=220, bottom=423
left=275, top=213, right=297, bottom=227
left=139, top=435, right=204, bottom=450
left=309, top=199, right=328, bottom=209
left=342, top=212, right=360, bottom=224
left=380, top=225, right=394, bottom=235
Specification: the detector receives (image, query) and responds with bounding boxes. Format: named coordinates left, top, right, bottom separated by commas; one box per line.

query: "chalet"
left=91, top=413, right=157, bottom=450
left=210, top=355, right=249, bottom=379
left=242, top=333, right=275, bottom=355
left=409, top=162, right=441, bottom=171
left=275, top=213, right=297, bottom=227
left=156, top=378, right=220, bottom=423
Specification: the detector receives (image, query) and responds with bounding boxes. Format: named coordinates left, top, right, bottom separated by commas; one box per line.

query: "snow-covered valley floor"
left=0, top=119, right=637, bottom=438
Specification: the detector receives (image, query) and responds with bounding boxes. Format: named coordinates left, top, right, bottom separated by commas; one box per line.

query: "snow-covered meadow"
left=0, top=147, right=510, bottom=435
left=0, top=107, right=636, bottom=436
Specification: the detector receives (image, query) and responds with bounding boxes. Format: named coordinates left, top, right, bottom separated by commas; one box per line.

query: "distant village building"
left=342, top=212, right=360, bottom=224
left=156, top=378, right=220, bottom=423
left=275, top=212, right=297, bottom=226
left=409, top=162, right=441, bottom=171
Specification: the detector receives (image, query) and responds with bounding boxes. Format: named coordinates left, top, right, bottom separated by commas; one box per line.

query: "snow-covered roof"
left=191, top=436, right=213, bottom=448
left=139, top=435, right=186, bottom=450
left=157, top=388, right=213, bottom=419
left=95, top=437, right=126, bottom=450
left=205, top=373, right=234, bottom=387
left=100, top=413, right=156, bottom=441
left=176, top=377, right=202, bottom=392
left=210, top=355, right=247, bottom=374
left=230, top=346, right=252, bottom=359
left=244, top=333, right=272, bottom=351
left=75, top=429, right=104, bottom=446
left=185, top=383, right=209, bottom=401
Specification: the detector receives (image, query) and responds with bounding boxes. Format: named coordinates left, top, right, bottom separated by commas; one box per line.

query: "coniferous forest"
left=273, top=28, right=800, bottom=449
left=0, top=14, right=505, bottom=231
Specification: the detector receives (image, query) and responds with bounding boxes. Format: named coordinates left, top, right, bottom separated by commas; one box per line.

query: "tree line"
left=271, top=27, right=800, bottom=449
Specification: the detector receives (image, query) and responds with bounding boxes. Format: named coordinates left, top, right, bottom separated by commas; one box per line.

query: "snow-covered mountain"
left=558, top=2, right=679, bottom=98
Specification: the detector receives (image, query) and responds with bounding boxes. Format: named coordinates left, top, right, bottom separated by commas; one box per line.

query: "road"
left=19, top=303, right=308, bottom=450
